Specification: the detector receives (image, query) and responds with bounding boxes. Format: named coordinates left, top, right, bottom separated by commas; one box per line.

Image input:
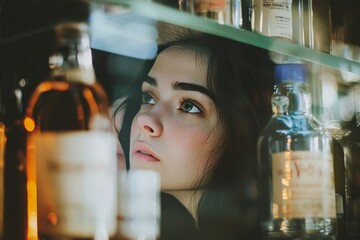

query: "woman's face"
left=129, top=48, right=224, bottom=191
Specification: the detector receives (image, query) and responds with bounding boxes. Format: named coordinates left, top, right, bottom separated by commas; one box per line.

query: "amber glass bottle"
left=24, top=22, right=117, bottom=240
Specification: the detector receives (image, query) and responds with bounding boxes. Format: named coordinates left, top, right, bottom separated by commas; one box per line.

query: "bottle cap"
left=55, top=22, right=88, bottom=41
left=274, top=64, right=307, bottom=84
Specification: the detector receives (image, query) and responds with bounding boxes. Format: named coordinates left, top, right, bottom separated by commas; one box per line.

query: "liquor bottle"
left=258, top=63, right=337, bottom=239
left=24, top=22, right=117, bottom=240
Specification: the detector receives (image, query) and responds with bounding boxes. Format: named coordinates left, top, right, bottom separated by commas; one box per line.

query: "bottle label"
left=272, top=151, right=336, bottom=218
left=32, top=131, right=117, bottom=237
left=253, top=0, right=292, bottom=40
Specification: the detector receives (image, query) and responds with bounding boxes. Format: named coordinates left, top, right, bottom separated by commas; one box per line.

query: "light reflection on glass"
left=27, top=143, right=38, bottom=240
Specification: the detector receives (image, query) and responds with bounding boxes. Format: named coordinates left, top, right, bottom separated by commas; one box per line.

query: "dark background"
left=0, top=0, right=358, bottom=239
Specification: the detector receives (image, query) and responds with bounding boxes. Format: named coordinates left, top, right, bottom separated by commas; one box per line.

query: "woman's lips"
left=132, top=143, right=160, bottom=162
left=133, top=151, right=160, bottom=162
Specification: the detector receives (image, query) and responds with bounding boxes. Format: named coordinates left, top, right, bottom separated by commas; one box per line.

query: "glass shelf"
left=89, top=0, right=360, bottom=75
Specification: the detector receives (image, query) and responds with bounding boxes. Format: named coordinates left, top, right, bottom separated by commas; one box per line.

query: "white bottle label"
left=253, top=0, right=293, bottom=40
left=272, top=151, right=336, bottom=218
left=118, top=170, right=161, bottom=239
left=33, top=131, right=117, bottom=237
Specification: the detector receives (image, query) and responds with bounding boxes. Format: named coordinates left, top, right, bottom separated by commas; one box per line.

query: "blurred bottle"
left=293, top=0, right=332, bottom=53
left=117, top=170, right=161, bottom=240
left=252, top=0, right=296, bottom=64
left=310, top=0, right=332, bottom=53
left=252, top=0, right=293, bottom=41
left=252, top=0, right=332, bottom=62
left=258, top=63, right=338, bottom=239
left=179, top=0, right=247, bottom=29
left=24, top=22, right=117, bottom=240
left=291, top=0, right=306, bottom=47
left=180, top=0, right=227, bottom=24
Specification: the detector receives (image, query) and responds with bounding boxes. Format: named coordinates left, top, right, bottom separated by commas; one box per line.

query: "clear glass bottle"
left=252, top=0, right=293, bottom=41
left=258, top=63, right=337, bottom=239
left=24, top=22, right=117, bottom=240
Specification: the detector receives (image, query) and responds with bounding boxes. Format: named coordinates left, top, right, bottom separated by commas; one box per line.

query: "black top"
left=161, top=192, right=201, bottom=240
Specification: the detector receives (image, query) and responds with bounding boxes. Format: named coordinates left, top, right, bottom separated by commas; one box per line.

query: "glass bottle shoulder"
left=261, top=113, right=330, bottom=138
left=25, top=79, right=110, bottom=132
left=28, top=79, right=109, bottom=112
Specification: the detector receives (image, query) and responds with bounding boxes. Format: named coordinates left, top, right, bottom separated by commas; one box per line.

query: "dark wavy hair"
left=116, top=30, right=274, bottom=239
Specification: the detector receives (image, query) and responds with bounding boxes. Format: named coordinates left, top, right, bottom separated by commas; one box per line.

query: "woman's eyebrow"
left=143, top=75, right=157, bottom=86
left=172, top=81, right=215, bottom=101
left=143, top=77, right=215, bottom=101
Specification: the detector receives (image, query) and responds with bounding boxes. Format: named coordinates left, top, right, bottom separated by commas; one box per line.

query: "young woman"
left=116, top=31, right=274, bottom=239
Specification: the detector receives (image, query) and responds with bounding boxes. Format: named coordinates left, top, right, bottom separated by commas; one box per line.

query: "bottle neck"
left=272, top=82, right=310, bottom=115
left=50, top=25, right=95, bottom=84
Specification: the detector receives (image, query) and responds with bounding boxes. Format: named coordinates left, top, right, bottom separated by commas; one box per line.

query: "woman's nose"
left=137, top=113, right=163, bottom=137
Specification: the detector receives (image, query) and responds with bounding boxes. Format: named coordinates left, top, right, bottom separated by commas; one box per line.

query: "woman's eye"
left=180, top=100, right=202, bottom=113
left=141, top=92, right=155, bottom=105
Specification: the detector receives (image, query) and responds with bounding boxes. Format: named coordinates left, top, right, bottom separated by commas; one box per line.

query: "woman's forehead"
left=162, top=45, right=209, bottom=62
left=157, top=47, right=208, bottom=75
left=150, top=49, right=208, bottom=86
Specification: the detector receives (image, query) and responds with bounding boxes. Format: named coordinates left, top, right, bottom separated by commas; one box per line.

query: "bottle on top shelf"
left=252, top=0, right=293, bottom=41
